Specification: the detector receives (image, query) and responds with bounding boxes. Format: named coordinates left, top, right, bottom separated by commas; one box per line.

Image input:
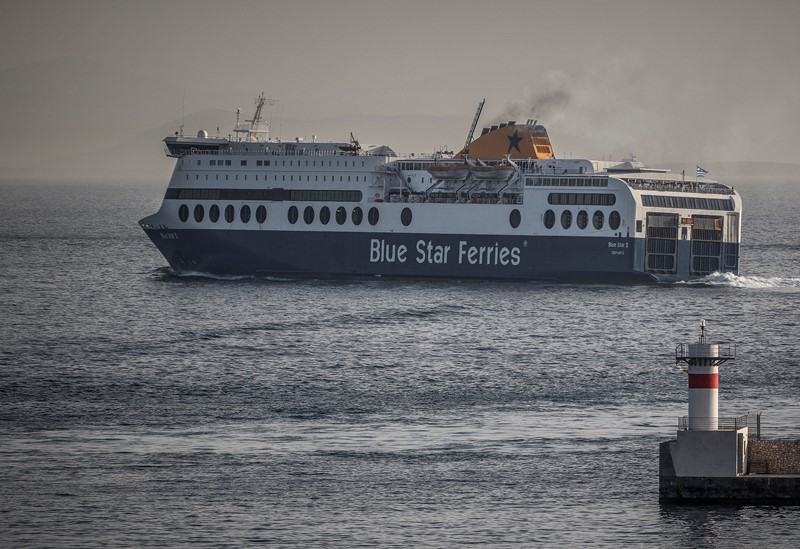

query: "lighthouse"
left=675, top=319, right=735, bottom=431
left=660, top=320, right=800, bottom=501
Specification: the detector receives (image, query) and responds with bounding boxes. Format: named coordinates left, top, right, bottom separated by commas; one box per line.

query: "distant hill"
left=654, top=161, right=800, bottom=181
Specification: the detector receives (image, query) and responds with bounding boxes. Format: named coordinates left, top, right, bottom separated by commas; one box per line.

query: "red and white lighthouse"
left=676, top=320, right=735, bottom=431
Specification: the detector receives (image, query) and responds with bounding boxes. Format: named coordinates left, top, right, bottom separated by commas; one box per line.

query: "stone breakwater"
left=749, top=440, right=800, bottom=475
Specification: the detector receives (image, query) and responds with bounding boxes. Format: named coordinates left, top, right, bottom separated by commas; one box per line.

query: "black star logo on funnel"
left=507, top=130, right=522, bottom=154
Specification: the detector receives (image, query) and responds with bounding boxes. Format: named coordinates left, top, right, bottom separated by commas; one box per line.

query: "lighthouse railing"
left=678, top=414, right=751, bottom=431
left=675, top=342, right=736, bottom=361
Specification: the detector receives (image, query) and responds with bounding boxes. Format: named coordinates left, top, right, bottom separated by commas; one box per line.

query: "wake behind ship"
left=139, top=94, right=742, bottom=282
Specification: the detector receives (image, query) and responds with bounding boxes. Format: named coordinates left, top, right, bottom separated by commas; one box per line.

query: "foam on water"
left=678, top=271, right=800, bottom=289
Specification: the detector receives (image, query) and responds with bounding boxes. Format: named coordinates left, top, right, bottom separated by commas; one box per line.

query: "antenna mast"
left=464, top=98, right=486, bottom=150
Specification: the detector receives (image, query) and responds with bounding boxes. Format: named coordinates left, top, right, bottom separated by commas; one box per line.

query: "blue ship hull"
left=143, top=228, right=653, bottom=283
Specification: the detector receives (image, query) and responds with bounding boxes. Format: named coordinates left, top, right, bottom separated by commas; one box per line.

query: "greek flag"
left=696, top=165, right=709, bottom=177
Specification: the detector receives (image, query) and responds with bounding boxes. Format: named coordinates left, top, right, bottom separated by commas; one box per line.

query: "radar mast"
left=233, top=92, right=273, bottom=142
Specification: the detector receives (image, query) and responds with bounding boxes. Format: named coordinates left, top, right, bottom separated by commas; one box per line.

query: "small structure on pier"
left=659, top=320, right=800, bottom=502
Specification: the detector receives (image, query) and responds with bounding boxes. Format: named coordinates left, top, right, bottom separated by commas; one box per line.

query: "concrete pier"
left=660, top=439, right=800, bottom=502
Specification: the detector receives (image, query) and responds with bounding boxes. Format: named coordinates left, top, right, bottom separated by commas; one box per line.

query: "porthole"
left=368, top=207, right=379, bottom=226
left=352, top=206, right=363, bottom=226
left=335, top=206, right=346, bottom=225
left=256, top=205, right=267, bottom=224
left=178, top=204, right=189, bottom=222
left=509, top=209, right=521, bottom=229
left=320, top=206, right=331, bottom=225
left=401, top=207, right=412, bottom=227
left=544, top=209, right=555, bottom=229
left=593, top=210, right=604, bottom=230
left=240, top=205, right=251, bottom=223
left=576, top=210, right=588, bottom=230
left=194, top=204, right=204, bottom=223
left=304, top=206, right=315, bottom=224
left=288, top=205, right=298, bottom=224
left=224, top=205, right=234, bottom=223
left=209, top=204, right=220, bottom=223
left=561, top=210, right=572, bottom=229
left=609, top=211, right=621, bottom=230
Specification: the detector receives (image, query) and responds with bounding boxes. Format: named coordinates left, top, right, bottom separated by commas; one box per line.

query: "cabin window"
left=352, top=206, right=363, bottom=226
left=304, top=206, right=315, bottom=224
left=178, top=204, right=189, bottom=222
left=509, top=209, right=521, bottom=229
left=593, top=210, right=604, bottom=230
left=336, top=206, right=347, bottom=225
left=561, top=210, right=572, bottom=229
left=401, top=207, right=412, bottom=227
left=288, top=206, right=299, bottom=224
left=240, top=205, right=251, bottom=223
left=320, top=206, right=331, bottom=225
left=610, top=211, right=622, bottom=231
left=225, top=205, right=234, bottom=223
left=256, top=205, right=267, bottom=224
left=544, top=209, right=555, bottom=229
left=209, top=204, right=220, bottom=223
left=368, top=207, right=379, bottom=226
left=194, top=204, right=204, bottom=223
left=577, top=210, right=588, bottom=230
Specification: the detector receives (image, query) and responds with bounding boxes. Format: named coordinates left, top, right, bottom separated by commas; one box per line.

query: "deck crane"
left=463, top=98, right=486, bottom=151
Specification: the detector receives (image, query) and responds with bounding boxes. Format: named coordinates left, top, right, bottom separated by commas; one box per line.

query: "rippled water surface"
left=1, top=178, right=799, bottom=547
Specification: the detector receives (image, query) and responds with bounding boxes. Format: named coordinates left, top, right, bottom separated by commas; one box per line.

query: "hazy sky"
left=1, top=0, right=799, bottom=177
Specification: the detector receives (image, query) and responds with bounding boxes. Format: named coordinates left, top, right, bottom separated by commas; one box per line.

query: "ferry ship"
left=139, top=94, right=742, bottom=282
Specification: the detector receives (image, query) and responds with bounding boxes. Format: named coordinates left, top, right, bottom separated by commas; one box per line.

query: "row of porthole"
left=177, top=204, right=617, bottom=231
left=543, top=209, right=621, bottom=230
left=178, top=203, right=417, bottom=227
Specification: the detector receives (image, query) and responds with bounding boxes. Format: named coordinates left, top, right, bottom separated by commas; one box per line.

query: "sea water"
left=1, top=177, right=799, bottom=547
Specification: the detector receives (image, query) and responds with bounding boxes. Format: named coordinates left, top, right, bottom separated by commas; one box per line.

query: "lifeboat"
left=427, top=164, right=470, bottom=181
left=470, top=164, right=515, bottom=180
